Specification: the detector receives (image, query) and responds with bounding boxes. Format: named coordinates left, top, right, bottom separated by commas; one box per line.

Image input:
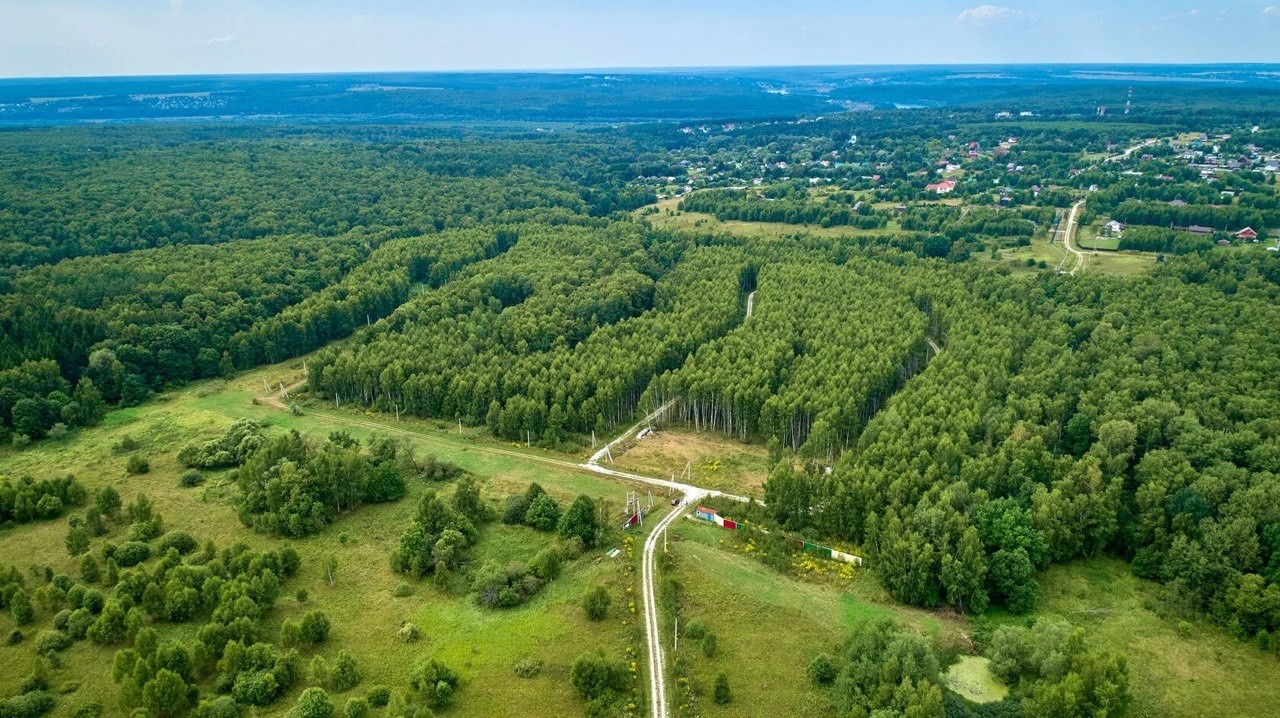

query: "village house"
left=1236, top=227, right=1259, bottom=241
left=1105, top=220, right=1124, bottom=235
left=925, top=180, right=956, bottom=195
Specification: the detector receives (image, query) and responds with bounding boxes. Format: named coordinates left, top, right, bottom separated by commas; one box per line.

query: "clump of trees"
left=986, top=619, right=1129, bottom=718
left=390, top=478, right=487, bottom=578
left=234, top=431, right=415, bottom=536
left=0, top=475, right=86, bottom=526
left=178, top=419, right=267, bottom=469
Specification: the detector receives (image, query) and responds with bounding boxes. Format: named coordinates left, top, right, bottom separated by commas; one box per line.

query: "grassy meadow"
left=0, top=362, right=648, bottom=716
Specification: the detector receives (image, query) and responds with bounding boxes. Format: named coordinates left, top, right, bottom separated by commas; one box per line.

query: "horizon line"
left=5, top=61, right=1280, bottom=83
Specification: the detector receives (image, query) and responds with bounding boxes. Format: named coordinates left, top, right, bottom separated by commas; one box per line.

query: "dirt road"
left=1056, top=200, right=1088, bottom=275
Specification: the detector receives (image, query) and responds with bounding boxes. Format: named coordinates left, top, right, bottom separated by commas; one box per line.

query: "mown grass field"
left=0, top=362, right=648, bottom=716
left=610, top=428, right=771, bottom=497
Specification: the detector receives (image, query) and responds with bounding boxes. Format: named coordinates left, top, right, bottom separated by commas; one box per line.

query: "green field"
left=662, top=520, right=964, bottom=717
left=0, top=363, right=649, bottom=717
left=661, top=520, right=1280, bottom=718
left=1078, top=236, right=1122, bottom=251
left=1009, top=559, right=1280, bottom=718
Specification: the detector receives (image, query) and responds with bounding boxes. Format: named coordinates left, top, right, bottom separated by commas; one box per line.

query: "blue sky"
left=2, top=1, right=1278, bottom=78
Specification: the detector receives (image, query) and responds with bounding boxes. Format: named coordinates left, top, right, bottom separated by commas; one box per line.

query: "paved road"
left=1055, top=200, right=1088, bottom=275
left=1103, top=138, right=1157, bottom=163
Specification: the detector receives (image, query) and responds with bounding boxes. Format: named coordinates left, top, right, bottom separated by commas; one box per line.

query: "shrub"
left=195, top=696, right=239, bottom=718
left=86, top=600, right=127, bottom=644
left=528, top=547, right=562, bottom=581
left=331, top=651, right=361, bottom=692
left=127, top=518, right=163, bottom=543
left=35, top=495, right=64, bottom=519
left=365, top=687, right=390, bottom=708
left=279, top=620, right=301, bottom=649
left=66, top=609, right=94, bottom=639
left=111, top=542, right=151, bottom=568
left=126, top=455, right=150, bottom=475
left=295, top=589, right=308, bottom=603
left=524, top=494, right=561, bottom=532
left=289, top=688, right=334, bottom=718
left=84, top=508, right=107, bottom=536
left=391, top=583, right=413, bottom=598
left=157, top=531, right=198, bottom=555
left=65, top=521, right=90, bottom=557
left=396, top=623, right=420, bottom=644
left=71, top=702, right=102, bottom=718
left=344, top=698, right=369, bottom=718
left=300, top=610, right=330, bottom=644
left=569, top=651, right=627, bottom=701
left=713, top=672, right=732, bottom=705
left=80, top=589, right=105, bottom=614
left=35, top=630, right=72, bottom=656
left=308, top=656, right=332, bottom=686
left=502, top=496, right=529, bottom=525
left=142, top=669, right=192, bottom=718
left=701, top=632, right=718, bottom=658
left=11, top=589, right=34, bottom=625
left=558, top=495, right=599, bottom=547
left=513, top=659, right=543, bottom=678
left=808, top=653, right=837, bottom=685
left=408, top=659, right=458, bottom=708
left=79, top=555, right=101, bottom=584
left=582, top=586, right=611, bottom=622
left=6, top=630, right=24, bottom=645
left=95, top=487, right=121, bottom=518
left=1, top=691, right=54, bottom=718
left=281, top=546, right=302, bottom=577
left=179, top=471, right=205, bottom=488
left=683, top=619, right=706, bottom=641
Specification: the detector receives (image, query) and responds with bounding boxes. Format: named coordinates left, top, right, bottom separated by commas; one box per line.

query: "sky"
left=2, top=1, right=1279, bottom=78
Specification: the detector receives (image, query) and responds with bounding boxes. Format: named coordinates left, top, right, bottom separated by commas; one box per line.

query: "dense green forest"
left=3, top=95, right=1280, bottom=717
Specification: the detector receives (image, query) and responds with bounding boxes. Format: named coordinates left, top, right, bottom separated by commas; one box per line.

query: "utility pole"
left=591, top=430, right=596, bottom=451
left=674, top=617, right=678, bottom=653
left=458, top=418, right=462, bottom=435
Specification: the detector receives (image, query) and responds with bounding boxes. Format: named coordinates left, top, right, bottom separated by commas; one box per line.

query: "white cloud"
left=206, top=36, right=234, bottom=45
left=1265, top=6, right=1280, bottom=16
left=956, top=5, right=1027, bottom=23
